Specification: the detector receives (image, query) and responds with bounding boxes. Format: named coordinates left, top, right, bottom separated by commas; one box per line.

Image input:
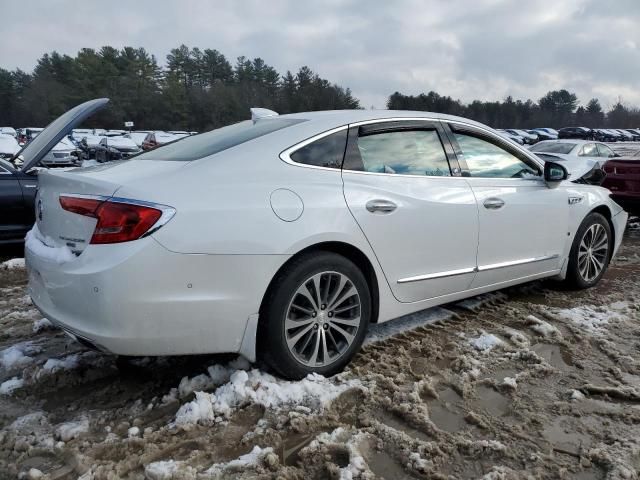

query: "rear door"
left=342, top=119, right=479, bottom=303
left=444, top=122, right=569, bottom=288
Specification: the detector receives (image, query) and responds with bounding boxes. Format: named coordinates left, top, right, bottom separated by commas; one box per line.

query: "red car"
left=603, top=151, right=640, bottom=216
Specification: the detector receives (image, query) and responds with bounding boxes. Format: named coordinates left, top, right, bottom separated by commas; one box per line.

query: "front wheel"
left=259, top=252, right=371, bottom=380
left=565, top=212, right=612, bottom=289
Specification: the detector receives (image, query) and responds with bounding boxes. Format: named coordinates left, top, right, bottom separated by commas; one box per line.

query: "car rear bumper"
left=26, top=236, right=288, bottom=357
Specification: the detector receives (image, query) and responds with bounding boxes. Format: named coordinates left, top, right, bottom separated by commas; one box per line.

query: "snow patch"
left=553, top=303, right=629, bottom=333
left=43, top=354, right=82, bottom=372
left=204, top=445, right=274, bottom=476
left=56, top=417, right=89, bottom=441
left=0, top=342, right=39, bottom=370
left=32, top=318, right=53, bottom=333
left=571, top=389, right=585, bottom=401
left=145, top=460, right=194, bottom=480
left=0, top=258, right=25, bottom=270
left=0, top=376, right=24, bottom=395
left=470, top=332, right=504, bottom=352
left=25, top=224, right=75, bottom=264
left=174, top=368, right=362, bottom=426
left=526, top=315, right=561, bottom=338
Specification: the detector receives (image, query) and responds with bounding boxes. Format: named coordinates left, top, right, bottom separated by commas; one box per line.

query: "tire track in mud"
left=0, top=225, right=639, bottom=479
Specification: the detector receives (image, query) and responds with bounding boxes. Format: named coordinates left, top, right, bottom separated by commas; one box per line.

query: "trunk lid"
left=19, top=98, right=109, bottom=171
left=35, top=159, right=189, bottom=254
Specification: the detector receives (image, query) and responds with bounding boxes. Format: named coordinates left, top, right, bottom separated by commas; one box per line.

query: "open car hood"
left=18, top=98, right=109, bottom=172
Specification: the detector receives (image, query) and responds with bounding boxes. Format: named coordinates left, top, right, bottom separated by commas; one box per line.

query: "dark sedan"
left=603, top=152, right=640, bottom=216
left=94, top=136, right=142, bottom=163
left=0, top=159, right=37, bottom=244
left=558, top=127, right=594, bottom=140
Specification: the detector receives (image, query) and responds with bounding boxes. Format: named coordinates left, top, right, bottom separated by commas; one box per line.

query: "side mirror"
left=544, top=161, right=568, bottom=186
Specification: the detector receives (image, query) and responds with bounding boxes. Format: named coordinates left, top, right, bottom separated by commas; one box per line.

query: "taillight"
left=59, top=196, right=167, bottom=244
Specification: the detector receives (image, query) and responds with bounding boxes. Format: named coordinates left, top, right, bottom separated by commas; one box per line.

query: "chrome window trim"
left=397, top=254, right=560, bottom=284
left=279, top=116, right=544, bottom=176
left=279, top=125, right=349, bottom=172
left=58, top=193, right=176, bottom=238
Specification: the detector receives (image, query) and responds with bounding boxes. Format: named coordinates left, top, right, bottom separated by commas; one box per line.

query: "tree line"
left=0, top=45, right=360, bottom=131
left=2, top=44, right=639, bottom=131
left=387, top=90, right=640, bottom=129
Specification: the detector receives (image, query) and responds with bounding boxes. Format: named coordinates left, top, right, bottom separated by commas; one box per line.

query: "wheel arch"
left=257, top=241, right=380, bottom=326
left=588, top=204, right=615, bottom=259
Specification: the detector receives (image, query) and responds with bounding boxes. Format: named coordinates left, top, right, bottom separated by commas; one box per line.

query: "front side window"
left=289, top=130, right=347, bottom=169
left=579, top=143, right=597, bottom=157
left=356, top=129, right=451, bottom=176
left=453, top=131, right=540, bottom=178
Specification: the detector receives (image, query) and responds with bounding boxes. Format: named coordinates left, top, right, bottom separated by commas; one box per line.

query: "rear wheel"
left=259, top=252, right=371, bottom=380
left=565, top=213, right=612, bottom=289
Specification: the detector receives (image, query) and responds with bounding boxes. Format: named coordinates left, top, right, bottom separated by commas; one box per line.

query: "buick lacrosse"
left=23, top=99, right=627, bottom=379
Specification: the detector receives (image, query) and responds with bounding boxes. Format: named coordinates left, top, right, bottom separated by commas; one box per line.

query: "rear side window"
left=356, top=130, right=451, bottom=176
left=136, top=118, right=306, bottom=161
left=289, top=130, right=347, bottom=169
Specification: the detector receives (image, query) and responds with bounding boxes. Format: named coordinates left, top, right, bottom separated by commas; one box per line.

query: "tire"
left=564, top=212, right=612, bottom=289
left=259, top=251, right=371, bottom=380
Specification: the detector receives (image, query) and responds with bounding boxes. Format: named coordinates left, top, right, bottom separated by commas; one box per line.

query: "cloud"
left=1, top=0, right=638, bottom=109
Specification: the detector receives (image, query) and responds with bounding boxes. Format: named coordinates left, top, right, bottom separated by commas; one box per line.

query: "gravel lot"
left=0, top=221, right=639, bottom=480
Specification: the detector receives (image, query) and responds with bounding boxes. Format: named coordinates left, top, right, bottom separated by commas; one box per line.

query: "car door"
left=0, top=163, right=27, bottom=242
left=444, top=122, right=569, bottom=289
left=341, top=120, right=479, bottom=303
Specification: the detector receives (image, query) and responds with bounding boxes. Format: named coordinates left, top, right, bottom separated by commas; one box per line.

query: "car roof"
left=265, top=109, right=502, bottom=139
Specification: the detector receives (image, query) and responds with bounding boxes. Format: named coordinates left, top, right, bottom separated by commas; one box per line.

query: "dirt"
left=0, top=222, right=639, bottom=479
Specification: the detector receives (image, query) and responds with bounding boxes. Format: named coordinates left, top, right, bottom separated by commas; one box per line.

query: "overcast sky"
left=2, top=0, right=639, bottom=109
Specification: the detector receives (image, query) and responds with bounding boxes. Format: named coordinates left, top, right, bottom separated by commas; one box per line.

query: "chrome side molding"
left=397, top=254, right=560, bottom=284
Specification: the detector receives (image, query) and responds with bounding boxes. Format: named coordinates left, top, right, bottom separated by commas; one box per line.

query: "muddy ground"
left=0, top=221, right=639, bottom=480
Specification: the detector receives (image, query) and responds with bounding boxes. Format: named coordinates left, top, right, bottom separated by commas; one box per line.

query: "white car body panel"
left=343, top=171, right=478, bottom=302
left=25, top=108, right=628, bottom=362
left=465, top=177, right=569, bottom=287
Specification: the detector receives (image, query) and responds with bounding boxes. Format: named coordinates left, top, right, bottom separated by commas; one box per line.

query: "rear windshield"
left=135, top=118, right=305, bottom=161
left=530, top=142, right=575, bottom=154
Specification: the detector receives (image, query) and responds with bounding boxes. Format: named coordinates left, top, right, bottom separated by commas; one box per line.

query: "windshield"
left=531, top=142, right=576, bottom=154
left=135, top=118, right=306, bottom=161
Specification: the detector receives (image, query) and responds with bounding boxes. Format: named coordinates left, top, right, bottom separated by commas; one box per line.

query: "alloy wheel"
left=285, top=271, right=362, bottom=367
left=577, top=223, right=609, bottom=282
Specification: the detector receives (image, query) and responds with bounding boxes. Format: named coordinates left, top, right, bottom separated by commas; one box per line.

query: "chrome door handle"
left=483, top=197, right=505, bottom=210
left=366, top=199, right=397, bottom=213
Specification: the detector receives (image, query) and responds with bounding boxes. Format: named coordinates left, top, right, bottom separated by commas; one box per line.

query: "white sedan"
left=23, top=99, right=627, bottom=379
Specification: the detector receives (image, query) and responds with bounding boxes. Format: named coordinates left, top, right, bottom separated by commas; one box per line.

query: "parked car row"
left=558, top=127, right=640, bottom=142
left=0, top=126, right=196, bottom=168
left=495, top=126, right=640, bottom=145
